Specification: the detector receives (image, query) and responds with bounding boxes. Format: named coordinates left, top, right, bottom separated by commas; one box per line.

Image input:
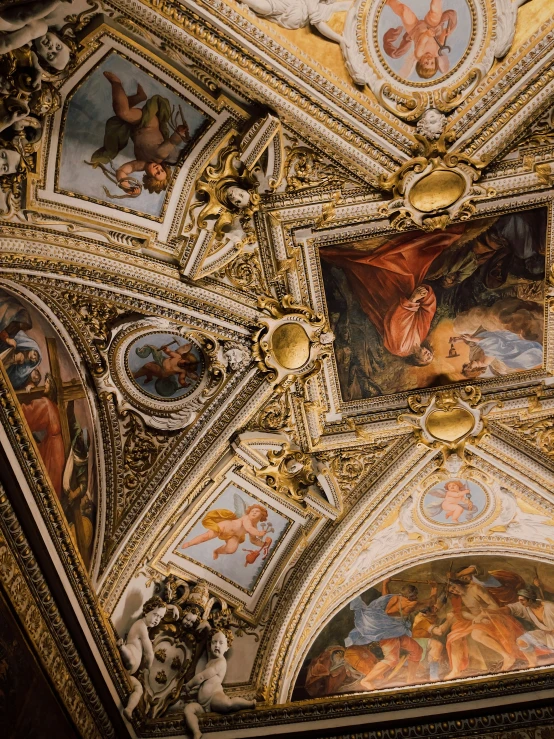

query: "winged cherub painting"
left=58, top=53, right=210, bottom=218
left=423, top=479, right=486, bottom=524
left=378, top=0, right=471, bottom=83
left=177, top=485, right=290, bottom=591
left=181, top=493, right=274, bottom=563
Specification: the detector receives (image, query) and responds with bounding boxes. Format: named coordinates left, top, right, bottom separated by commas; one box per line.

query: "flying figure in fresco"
left=180, top=494, right=273, bottom=564
left=88, top=71, right=190, bottom=199
left=451, top=329, right=544, bottom=379
left=383, top=0, right=457, bottom=80
left=238, top=0, right=353, bottom=45
left=425, top=480, right=476, bottom=523
left=132, top=339, right=201, bottom=397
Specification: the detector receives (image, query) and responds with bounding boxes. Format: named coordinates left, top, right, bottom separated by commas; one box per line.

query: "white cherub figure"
left=239, top=0, right=353, bottom=46
left=183, top=630, right=256, bottom=739
left=0, top=147, right=21, bottom=175
left=0, top=1, right=71, bottom=70
left=118, top=596, right=167, bottom=721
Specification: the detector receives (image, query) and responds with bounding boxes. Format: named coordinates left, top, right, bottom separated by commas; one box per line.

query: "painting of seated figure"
left=321, top=205, right=547, bottom=401
left=58, top=53, right=210, bottom=219
left=0, top=287, right=98, bottom=570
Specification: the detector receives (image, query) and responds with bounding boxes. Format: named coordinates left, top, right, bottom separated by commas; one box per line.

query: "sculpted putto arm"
left=0, top=0, right=64, bottom=54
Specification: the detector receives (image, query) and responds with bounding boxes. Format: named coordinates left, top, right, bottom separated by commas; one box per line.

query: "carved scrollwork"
left=255, top=443, right=316, bottom=505
left=118, top=575, right=256, bottom=721
left=95, top=317, right=228, bottom=431
left=249, top=390, right=292, bottom=433
left=508, top=415, right=554, bottom=457
left=181, top=113, right=282, bottom=280
left=252, top=294, right=333, bottom=391
left=217, top=249, right=267, bottom=294
left=122, top=411, right=170, bottom=493
left=317, top=442, right=391, bottom=495
left=400, top=386, right=498, bottom=463
left=379, top=125, right=495, bottom=230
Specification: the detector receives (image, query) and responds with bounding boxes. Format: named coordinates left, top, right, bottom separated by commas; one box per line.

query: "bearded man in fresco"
left=345, top=577, right=437, bottom=690
left=320, top=223, right=466, bottom=364
left=433, top=578, right=525, bottom=679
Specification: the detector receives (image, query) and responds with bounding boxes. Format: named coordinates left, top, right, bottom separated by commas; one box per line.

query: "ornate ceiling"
left=1, top=0, right=554, bottom=737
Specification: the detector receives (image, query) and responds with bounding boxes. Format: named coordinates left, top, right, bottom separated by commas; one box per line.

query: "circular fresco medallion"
left=420, top=478, right=488, bottom=527
left=126, top=332, right=205, bottom=401
left=375, top=0, right=473, bottom=86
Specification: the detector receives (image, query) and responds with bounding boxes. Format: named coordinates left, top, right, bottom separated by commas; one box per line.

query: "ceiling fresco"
left=1, top=0, right=554, bottom=737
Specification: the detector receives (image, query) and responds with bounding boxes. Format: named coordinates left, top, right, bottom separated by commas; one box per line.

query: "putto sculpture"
left=183, top=630, right=256, bottom=739
left=118, top=596, right=167, bottom=720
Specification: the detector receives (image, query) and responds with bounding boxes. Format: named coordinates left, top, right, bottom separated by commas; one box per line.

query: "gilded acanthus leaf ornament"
left=379, top=121, right=495, bottom=231
left=505, top=415, right=554, bottom=458
left=180, top=113, right=282, bottom=280
left=249, top=391, right=293, bottom=433
left=190, top=138, right=260, bottom=242
left=399, top=386, right=498, bottom=462
left=255, top=443, right=317, bottom=505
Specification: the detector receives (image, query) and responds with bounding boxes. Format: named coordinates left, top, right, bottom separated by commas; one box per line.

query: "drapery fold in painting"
left=320, top=225, right=465, bottom=357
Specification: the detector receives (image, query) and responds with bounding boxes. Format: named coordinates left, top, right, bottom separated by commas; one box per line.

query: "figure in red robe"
left=320, top=224, right=466, bottom=364
left=21, top=372, right=65, bottom=500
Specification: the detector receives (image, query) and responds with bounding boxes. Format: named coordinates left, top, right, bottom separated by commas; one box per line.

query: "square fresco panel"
left=58, top=53, right=210, bottom=219
left=0, top=288, right=97, bottom=570
left=176, top=484, right=291, bottom=593
left=321, top=206, right=547, bottom=401
left=292, top=555, right=554, bottom=701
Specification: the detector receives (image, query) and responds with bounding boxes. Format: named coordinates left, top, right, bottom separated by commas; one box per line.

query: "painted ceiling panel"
left=0, top=0, right=554, bottom=737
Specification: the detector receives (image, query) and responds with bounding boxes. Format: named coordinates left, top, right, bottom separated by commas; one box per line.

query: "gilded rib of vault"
left=1, top=0, right=554, bottom=735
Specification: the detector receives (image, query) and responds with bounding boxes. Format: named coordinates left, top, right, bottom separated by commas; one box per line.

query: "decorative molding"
left=0, top=483, right=114, bottom=738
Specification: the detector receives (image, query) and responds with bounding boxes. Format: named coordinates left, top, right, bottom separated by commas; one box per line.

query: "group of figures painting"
left=321, top=206, right=546, bottom=400
left=293, top=556, right=554, bottom=700
left=0, top=287, right=96, bottom=569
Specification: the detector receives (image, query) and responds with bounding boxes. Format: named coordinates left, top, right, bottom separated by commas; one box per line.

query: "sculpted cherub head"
left=182, top=604, right=203, bottom=629
left=0, top=147, right=21, bottom=176
left=142, top=596, right=167, bottom=628
left=416, top=108, right=447, bottom=141
left=193, top=141, right=260, bottom=239
left=225, top=184, right=251, bottom=210
left=223, top=342, right=250, bottom=372
left=209, top=629, right=233, bottom=658
left=33, top=31, right=71, bottom=72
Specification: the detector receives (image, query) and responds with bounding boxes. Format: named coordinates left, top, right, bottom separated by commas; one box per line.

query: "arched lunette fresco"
left=0, top=285, right=99, bottom=571
left=292, top=554, right=554, bottom=700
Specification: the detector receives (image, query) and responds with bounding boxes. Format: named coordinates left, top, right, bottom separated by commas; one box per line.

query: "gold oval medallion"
left=272, top=323, right=311, bottom=370
left=426, top=408, right=475, bottom=443
left=409, top=171, right=466, bottom=213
